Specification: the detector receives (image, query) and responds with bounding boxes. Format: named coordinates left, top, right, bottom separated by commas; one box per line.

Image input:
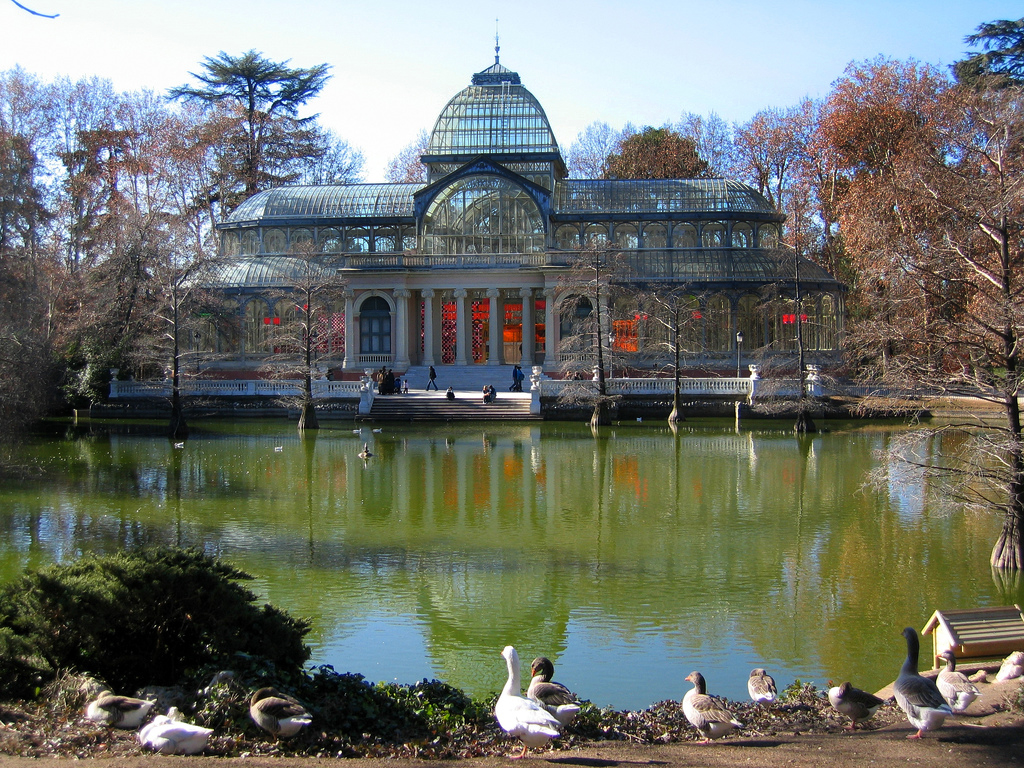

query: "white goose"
left=746, top=668, right=777, bottom=704
left=682, top=671, right=743, bottom=743
left=527, top=656, right=582, bottom=726
left=494, top=645, right=563, bottom=758
left=249, top=687, right=312, bottom=740
left=85, top=691, right=155, bottom=729
left=827, top=681, right=885, bottom=730
left=997, top=650, right=1024, bottom=681
left=937, top=651, right=980, bottom=712
left=138, top=707, right=214, bottom=754
left=894, top=627, right=952, bottom=739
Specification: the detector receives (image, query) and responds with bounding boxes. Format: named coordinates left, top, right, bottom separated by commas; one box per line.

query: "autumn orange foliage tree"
left=820, top=56, right=1024, bottom=570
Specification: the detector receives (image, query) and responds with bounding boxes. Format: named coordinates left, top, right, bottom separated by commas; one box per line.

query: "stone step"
left=364, top=391, right=536, bottom=422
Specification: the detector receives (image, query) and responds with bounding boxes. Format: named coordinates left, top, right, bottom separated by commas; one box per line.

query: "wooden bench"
left=921, top=604, right=1024, bottom=669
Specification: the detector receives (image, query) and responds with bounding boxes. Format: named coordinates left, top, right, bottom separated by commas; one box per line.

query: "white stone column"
left=454, top=288, right=468, bottom=366
left=519, top=287, right=534, bottom=369
left=543, top=288, right=557, bottom=368
left=394, top=288, right=411, bottom=369
left=421, top=289, right=436, bottom=366
left=487, top=288, right=501, bottom=366
left=342, top=289, right=356, bottom=370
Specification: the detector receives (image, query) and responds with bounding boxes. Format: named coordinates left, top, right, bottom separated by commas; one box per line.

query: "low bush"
left=0, top=546, right=309, bottom=696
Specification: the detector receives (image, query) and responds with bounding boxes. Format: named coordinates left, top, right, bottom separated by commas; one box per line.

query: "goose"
left=249, top=687, right=312, bottom=739
left=997, top=650, right=1024, bottom=681
left=682, top=671, right=743, bottom=743
left=527, top=656, right=582, bottom=726
left=138, top=707, right=213, bottom=754
left=894, top=627, right=952, bottom=739
left=358, top=443, right=373, bottom=460
left=747, top=668, right=777, bottom=704
left=494, top=645, right=562, bottom=758
left=85, top=691, right=155, bottom=729
left=937, top=651, right=980, bottom=712
left=827, top=681, right=885, bottom=730
left=273, top=446, right=283, bottom=452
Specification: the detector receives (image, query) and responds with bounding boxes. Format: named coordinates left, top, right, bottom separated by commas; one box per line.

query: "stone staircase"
left=364, top=390, right=536, bottom=422
left=399, top=364, right=531, bottom=393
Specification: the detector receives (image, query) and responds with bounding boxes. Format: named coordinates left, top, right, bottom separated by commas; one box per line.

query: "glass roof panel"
left=204, top=256, right=330, bottom=288
left=554, top=179, right=778, bottom=215
left=227, top=184, right=423, bottom=223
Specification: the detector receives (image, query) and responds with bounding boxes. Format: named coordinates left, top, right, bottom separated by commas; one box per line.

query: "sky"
left=1, top=0, right=1021, bottom=182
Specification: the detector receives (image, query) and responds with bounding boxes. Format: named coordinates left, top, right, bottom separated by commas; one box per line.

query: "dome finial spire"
left=494, top=18, right=500, bottom=64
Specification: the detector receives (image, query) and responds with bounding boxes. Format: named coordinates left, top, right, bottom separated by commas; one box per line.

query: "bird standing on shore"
left=828, top=681, right=885, bottom=730
left=747, top=668, right=777, bottom=704
left=682, top=671, right=743, bottom=743
left=527, top=656, right=582, bottom=726
left=495, top=645, right=562, bottom=758
left=894, top=627, right=952, bottom=739
left=937, top=651, right=980, bottom=712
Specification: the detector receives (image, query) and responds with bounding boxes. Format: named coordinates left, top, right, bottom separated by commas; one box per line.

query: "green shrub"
left=0, top=546, right=310, bottom=697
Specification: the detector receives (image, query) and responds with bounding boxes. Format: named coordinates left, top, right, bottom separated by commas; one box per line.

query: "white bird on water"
left=494, top=645, right=563, bottom=758
left=358, top=442, right=373, bottom=460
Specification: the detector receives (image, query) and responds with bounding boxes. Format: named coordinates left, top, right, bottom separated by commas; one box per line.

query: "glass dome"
left=426, top=62, right=560, bottom=158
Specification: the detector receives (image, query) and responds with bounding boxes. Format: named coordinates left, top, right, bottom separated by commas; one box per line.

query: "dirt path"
left=0, top=719, right=1021, bottom=768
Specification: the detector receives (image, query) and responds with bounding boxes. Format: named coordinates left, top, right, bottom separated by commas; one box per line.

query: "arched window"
left=555, top=225, right=581, bottom=250
left=705, top=294, right=730, bottom=351
left=819, top=294, right=838, bottom=350
left=195, top=298, right=240, bottom=354
left=642, top=223, right=667, bottom=249
left=732, top=223, right=753, bottom=249
left=244, top=299, right=277, bottom=355
left=737, top=294, right=762, bottom=350
left=264, top=228, right=286, bottom=254
left=241, top=229, right=260, bottom=255
left=290, top=228, right=313, bottom=251
left=614, top=224, right=639, bottom=249
left=702, top=223, right=725, bottom=248
left=583, top=224, right=608, bottom=247
left=359, top=296, right=392, bottom=355
left=373, top=226, right=398, bottom=253
left=221, top=231, right=241, bottom=257
left=421, top=175, right=546, bottom=255
left=758, top=225, right=779, bottom=248
left=346, top=227, right=370, bottom=253
left=672, top=224, right=696, bottom=248
left=320, top=228, right=343, bottom=253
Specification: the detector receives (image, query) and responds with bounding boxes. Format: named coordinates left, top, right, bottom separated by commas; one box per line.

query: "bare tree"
left=564, top=121, right=622, bottom=179
left=555, top=245, right=628, bottom=427
left=260, top=244, right=347, bottom=431
left=385, top=129, right=429, bottom=183
left=636, top=286, right=704, bottom=424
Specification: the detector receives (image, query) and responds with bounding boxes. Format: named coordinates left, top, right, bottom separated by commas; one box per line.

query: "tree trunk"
left=793, top=409, right=815, bottom=434
left=590, top=401, right=610, bottom=428
left=168, top=394, right=188, bottom=439
left=992, top=389, right=1024, bottom=570
left=297, top=399, right=319, bottom=431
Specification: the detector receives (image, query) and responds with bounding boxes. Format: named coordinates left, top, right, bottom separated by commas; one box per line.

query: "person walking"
left=426, top=365, right=438, bottom=390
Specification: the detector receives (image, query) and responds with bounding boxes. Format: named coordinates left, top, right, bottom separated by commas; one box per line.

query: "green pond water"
left=1, top=416, right=1020, bottom=711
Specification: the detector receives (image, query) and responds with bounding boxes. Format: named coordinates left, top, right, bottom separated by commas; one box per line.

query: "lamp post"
left=736, top=330, right=744, bottom=378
